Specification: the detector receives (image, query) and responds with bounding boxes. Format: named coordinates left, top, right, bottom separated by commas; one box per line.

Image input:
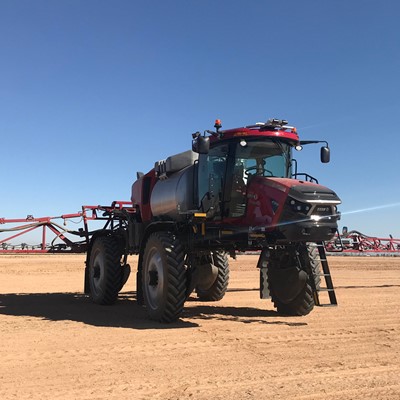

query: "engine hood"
left=247, top=177, right=341, bottom=204
left=244, top=177, right=341, bottom=243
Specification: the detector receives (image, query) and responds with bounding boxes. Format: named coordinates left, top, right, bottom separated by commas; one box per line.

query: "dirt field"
left=0, top=254, right=399, bottom=400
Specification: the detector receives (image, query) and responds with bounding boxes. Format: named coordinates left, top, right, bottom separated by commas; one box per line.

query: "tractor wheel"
left=306, top=243, right=321, bottom=290
left=196, top=251, right=230, bottom=301
left=88, top=235, right=123, bottom=305
left=267, top=244, right=320, bottom=316
left=142, top=232, right=187, bottom=322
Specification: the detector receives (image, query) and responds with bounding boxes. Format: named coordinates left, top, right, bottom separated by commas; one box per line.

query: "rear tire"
left=142, top=232, right=187, bottom=322
left=268, top=244, right=319, bottom=316
left=196, top=251, right=230, bottom=301
left=88, top=235, right=123, bottom=305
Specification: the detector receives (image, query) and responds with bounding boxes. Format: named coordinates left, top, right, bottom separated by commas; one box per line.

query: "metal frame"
left=0, top=201, right=134, bottom=254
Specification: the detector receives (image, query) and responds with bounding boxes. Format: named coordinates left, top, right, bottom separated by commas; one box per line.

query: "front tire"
left=142, top=232, right=187, bottom=322
left=268, top=244, right=320, bottom=316
left=88, top=235, right=123, bottom=305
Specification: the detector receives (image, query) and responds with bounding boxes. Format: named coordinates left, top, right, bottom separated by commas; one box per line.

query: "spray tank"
left=132, top=150, right=199, bottom=221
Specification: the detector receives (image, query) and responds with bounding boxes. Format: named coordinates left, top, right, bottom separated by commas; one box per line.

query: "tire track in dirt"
left=0, top=255, right=399, bottom=399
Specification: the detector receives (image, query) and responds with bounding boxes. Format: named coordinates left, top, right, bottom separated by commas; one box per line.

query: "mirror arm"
left=300, top=140, right=329, bottom=147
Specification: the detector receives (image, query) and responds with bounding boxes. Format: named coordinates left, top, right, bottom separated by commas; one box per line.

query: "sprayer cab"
left=190, top=118, right=341, bottom=246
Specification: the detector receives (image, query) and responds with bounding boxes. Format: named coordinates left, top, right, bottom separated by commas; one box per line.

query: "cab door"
left=197, top=143, right=229, bottom=219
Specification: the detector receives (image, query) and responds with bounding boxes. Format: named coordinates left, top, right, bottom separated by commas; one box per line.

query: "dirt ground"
left=0, top=254, right=399, bottom=400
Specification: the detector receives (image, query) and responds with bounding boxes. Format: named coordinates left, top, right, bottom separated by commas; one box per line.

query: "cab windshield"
left=197, top=138, right=292, bottom=218
left=234, top=139, right=291, bottom=182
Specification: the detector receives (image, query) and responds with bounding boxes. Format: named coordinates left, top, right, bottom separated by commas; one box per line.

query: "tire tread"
left=89, top=235, right=122, bottom=305
left=196, top=251, right=230, bottom=301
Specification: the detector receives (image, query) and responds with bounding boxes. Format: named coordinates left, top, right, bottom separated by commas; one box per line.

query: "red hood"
left=260, top=177, right=332, bottom=191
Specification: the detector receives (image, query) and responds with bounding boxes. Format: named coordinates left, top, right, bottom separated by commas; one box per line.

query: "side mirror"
left=193, top=136, right=210, bottom=154
left=321, top=146, right=330, bottom=163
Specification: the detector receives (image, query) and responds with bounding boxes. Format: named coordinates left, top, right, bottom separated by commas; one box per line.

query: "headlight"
left=289, top=198, right=311, bottom=215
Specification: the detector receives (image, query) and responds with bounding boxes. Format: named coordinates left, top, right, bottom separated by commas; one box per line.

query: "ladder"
left=311, top=242, right=337, bottom=307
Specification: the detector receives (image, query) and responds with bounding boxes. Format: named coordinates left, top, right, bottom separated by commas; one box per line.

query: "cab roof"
left=209, top=119, right=300, bottom=144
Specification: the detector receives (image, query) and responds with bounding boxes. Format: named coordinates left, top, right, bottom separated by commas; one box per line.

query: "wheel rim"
left=144, top=247, right=165, bottom=310
left=91, top=251, right=104, bottom=296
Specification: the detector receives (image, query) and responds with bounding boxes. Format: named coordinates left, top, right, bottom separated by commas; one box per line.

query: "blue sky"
left=1, top=0, right=400, bottom=241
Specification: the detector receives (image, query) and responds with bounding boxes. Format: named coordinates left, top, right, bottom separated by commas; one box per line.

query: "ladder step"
left=312, top=242, right=338, bottom=306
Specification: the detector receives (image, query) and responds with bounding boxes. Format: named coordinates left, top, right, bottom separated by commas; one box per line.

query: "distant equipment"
left=326, top=229, right=400, bottom=253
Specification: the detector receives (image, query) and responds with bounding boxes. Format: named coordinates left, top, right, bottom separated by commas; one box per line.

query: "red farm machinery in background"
left=325, top=227, right=400, bottom=254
